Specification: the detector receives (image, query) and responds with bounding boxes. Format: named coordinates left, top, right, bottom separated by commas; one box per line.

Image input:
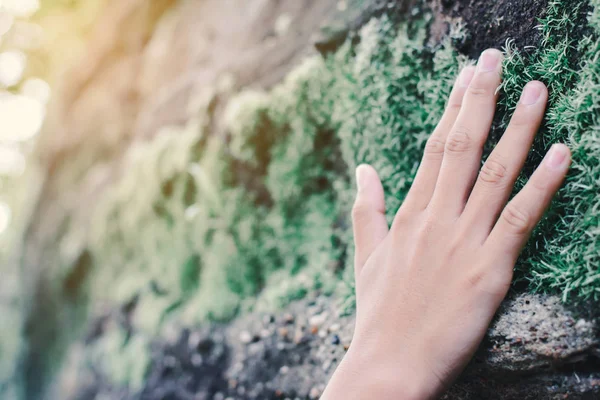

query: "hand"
left=322, top=49, right=571, bottom=399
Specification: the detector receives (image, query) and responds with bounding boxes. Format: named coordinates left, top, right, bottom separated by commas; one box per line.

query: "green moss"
left=0, top=301, right=21, bottom=392
left=85, top=324, right=151, bottom=392
left=485, top=0, right=600, bottom=300
left=88, top=55, right=348, bottom=336
left=333, top=16, right=468, bottom=222
left=522, top=0, right=600, bottom=300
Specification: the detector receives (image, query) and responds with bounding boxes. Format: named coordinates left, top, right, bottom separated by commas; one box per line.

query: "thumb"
left=352, top=164, right=388, bottom=276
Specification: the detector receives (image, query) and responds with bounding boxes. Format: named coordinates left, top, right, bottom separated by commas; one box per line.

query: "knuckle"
left=446, top=127, right=472, bottom=154
left=502, top=203, right=531, bottom=234
left=467, top=84, right=489, bottom=97
left=465, top=267, right=487, bottom=289
left=446, top=97, right=463, bottom=111
left=530, top=176, right=548, bottom=193
left=467, top=73, right=498, bottom=98
left=466, top=266, right=512, bottom=298
left=424, top=137, right=446, bottom=158
left=479, top=158, right=509, bottom=186
left=421, top=218, right=437, bottom=235
left=413, top=215, right=439, bottom=242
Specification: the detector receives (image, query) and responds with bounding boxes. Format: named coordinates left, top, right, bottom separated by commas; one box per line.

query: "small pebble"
left=163, top=356, right=176, bottom=368
left=331, top=334, right=340, bottom=345
left=191, top=353, right=203, bottom=367
left=239, top=331, right=253, bottom=344
left=260, top=329, right=271, bottom=338
left=575, top=319, right=588, bottom=330
left=309, top=387, right=321, bottom=399
left=309, top=312, right=328, bottom=327
left=278, top=327, right=289, bottom=338
left=283, top=313, right=295, bottom=324
left=294, top=330, right=309, bottom=344
left=188, top=331, right=202, bottom=350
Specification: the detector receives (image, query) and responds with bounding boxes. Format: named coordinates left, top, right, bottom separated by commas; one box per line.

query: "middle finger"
left=429, top=49, right=503, bottom=217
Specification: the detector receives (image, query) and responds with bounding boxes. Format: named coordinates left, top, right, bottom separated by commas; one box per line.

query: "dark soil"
left=316, top=0, right=561, bottom=59
left=437, top=0, right=550, bottom=57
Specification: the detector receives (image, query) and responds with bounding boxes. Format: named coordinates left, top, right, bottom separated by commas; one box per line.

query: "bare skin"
left=321, top=49, right=571, bottom=399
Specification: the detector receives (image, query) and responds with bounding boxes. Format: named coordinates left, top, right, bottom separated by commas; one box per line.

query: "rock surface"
left=66, top=293, right=599, bottom=399
left=15, top=0, right=600, bottom=399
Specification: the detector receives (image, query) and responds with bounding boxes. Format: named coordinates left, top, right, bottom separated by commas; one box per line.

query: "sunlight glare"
left=0, top=93, right=45, bottom=142
left=0, top=202, right=10, bottom=234
left=0, top=146, right=25, bottom=176
left=0, top=12, right=13, bottom=36
left=21, top=77, right=51, bottom=104
left=0, top=0, right=40, bottom=18
left=0, top=50, right=26, bottom=87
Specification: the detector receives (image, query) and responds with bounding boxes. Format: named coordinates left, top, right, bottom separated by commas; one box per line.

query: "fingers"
left=352, top=165, right=389, bottom=275
left=485, top=144, right=571, bottom=261
left=461, top=81, right=549, bottom=238
left=429, top=49, right=504, bottom=217
left=401, top=66, right=476, bottom=212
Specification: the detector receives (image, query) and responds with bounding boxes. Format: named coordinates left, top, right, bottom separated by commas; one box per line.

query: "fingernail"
left=356, top=165, right=368, bottom=191
left=459, top=66, right=476, bottom=87
left=521, top=82, right=543, bottom=105
left=478, top=49, right=501, bottom=72
left=545, top=144, right=569, bottom=170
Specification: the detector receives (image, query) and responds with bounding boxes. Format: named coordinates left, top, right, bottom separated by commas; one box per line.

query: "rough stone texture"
left=434, top=0, right=550, bottom=57
left=63, top=293, right=599, bottom=399
left=16, top=0, right=600, bottom=399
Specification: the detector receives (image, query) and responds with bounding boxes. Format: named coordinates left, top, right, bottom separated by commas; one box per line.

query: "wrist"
left=322, top=346, right=437, bottom=400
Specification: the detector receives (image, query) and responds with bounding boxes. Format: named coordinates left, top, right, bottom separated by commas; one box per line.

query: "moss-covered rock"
left=12, top=0, right=600, bottom=397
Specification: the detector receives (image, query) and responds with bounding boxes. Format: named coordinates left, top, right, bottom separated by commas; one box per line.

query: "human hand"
left=322, top=49, right=571, bottom=399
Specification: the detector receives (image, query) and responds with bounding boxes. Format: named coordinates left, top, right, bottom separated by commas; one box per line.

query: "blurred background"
left=0, top=0, right=103, bottom=240
left=0, top=1, right=358, bottom=398
left=0, top=1, right=104, bottom=397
